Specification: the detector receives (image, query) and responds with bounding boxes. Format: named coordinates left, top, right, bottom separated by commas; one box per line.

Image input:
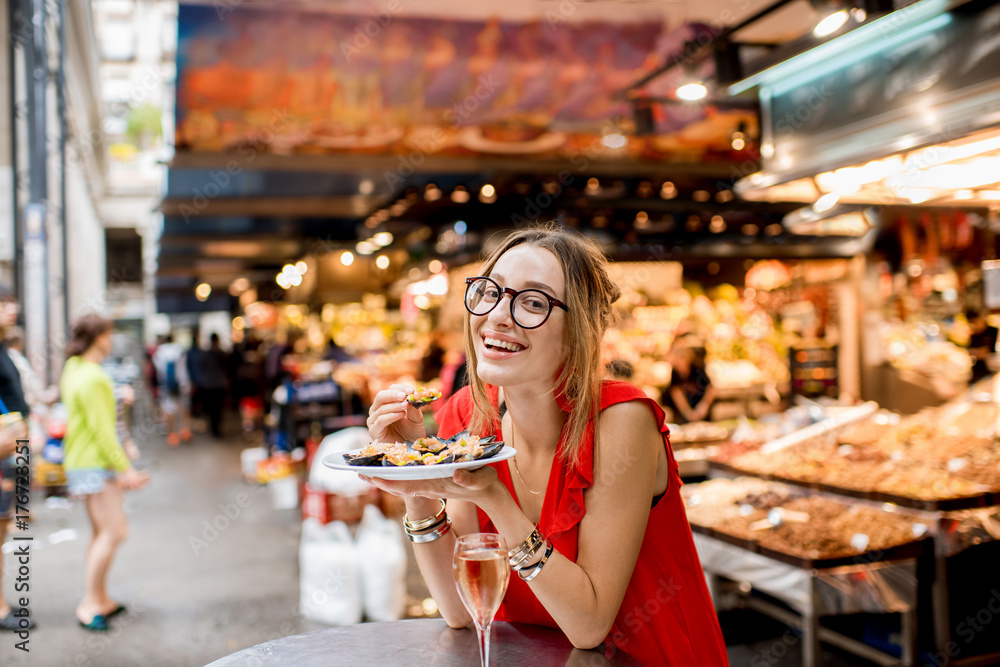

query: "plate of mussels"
left=322, top=431, right=516, bottom=480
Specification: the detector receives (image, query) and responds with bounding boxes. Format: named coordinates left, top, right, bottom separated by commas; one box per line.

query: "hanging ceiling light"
left=676, top=82, right=708, bottom=101
left=814, top=9, right=850, bottom=37
left=450, top=186, right=471, bottom=203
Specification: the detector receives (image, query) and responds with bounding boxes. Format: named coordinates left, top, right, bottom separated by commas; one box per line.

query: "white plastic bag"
left=269, top=475, right=299, bottom=510
left=355, top=504, right=407, bottom=622
left=298, top=519, right=363, bottom=625
left=308, top=427, right=373, bottom=496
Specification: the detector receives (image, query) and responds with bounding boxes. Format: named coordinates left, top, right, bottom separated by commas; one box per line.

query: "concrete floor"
left=0, top=422, right=327, bottom=667
left=0, top=411, right=877, bottom=667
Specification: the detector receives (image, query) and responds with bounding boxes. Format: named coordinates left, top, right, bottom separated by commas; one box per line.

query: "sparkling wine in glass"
left=453, top=533, right=510, bottom=667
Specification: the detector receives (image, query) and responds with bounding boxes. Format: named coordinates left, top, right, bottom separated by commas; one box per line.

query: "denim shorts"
left=0, top=457, right=15, bottom=519
left=66, top=468, right=117, bottom=496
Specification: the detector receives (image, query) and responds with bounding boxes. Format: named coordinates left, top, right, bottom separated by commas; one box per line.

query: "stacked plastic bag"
left=299, top=505, right=407, bottom=625
left=299, top=427, right=407, bottom=625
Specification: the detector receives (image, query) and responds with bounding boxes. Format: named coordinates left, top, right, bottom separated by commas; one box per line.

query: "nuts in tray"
left=725, top=403, right=1000, bottom=501
left=682, top=478, right=931, bottom=560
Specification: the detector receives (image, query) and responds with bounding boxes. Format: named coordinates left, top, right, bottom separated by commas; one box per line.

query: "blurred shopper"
left=4, top=326, right=57, bottom=449
left=419, top=331, right=447, bottom=382
left=152, top=333, right=192, bottom=446
left=61, top=314, right=149, bottom=631
left=663, top=344, right=715, bottom=423
left=264, top=330, right=300, bottom=407
left=186, top=329, right=203, bottom=420
left=0, top=284, right=35, bottom=631
left=324, top=337, right=353, bottom=364
left=966, top=310, right=998, bottom=382
left=232, top=335, right=266, bottom=441
left=197, top=333, right=230, bottom=438
left=4, top=327, right=45, bottom=407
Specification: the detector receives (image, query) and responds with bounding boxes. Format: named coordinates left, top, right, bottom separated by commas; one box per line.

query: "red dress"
left=435, top=381, right=729, bottom=666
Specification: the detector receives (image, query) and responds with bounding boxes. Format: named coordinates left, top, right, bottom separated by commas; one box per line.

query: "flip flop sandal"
left=0, top=611, right=35, bottom=631
left=106, top=605, right=127, bottom=619
left=78, top=614, right=109, bottom=632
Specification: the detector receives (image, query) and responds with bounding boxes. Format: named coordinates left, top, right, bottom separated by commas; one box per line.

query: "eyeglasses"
left=464, top=276, right=568, bottom=330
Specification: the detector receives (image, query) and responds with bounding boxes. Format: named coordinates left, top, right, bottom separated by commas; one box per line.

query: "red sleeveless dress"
left=435, top=381, right=729, bottom=666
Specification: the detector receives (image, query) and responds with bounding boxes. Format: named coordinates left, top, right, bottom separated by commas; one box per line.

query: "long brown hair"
left=66, top=314, right=112, bottom=358
left=464, top=224, right=620, bottom=467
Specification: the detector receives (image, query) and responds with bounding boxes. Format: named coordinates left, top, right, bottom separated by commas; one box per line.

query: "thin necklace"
left=507, top=419, right=546, bottom=496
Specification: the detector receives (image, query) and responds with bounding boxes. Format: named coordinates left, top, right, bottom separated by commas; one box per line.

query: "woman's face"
left=471, top=245, right=568, bottom=390
left=0, top=300, right=18, bottom=330
left=92, top=329, right=113, bottom=359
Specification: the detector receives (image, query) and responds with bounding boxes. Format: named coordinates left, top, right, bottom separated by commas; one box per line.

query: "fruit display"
left=683, top=478, right=930, bottom=561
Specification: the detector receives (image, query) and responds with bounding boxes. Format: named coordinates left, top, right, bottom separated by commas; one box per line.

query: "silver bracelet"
left=508, top=527, right=543, bottom=569
left=405, top=516, right=452, bottom=544
left=403, top=498, right=447, bottom=532
left=518, top=541, right=555, bottom=582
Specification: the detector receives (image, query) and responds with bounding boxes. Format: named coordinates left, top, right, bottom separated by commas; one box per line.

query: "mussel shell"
left=381, top=456, right=422, bottom=467
left=407, top=396, right=439, bottom=408
left=444, top=429, right=471, bottom=444
left=475, top=441, right=505, bottom=460
left=409, top=438, right=446, bottom=454
left=344, top=453, right=384, bottom=466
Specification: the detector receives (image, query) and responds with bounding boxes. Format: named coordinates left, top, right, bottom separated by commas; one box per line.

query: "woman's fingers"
left=369, top=412, right=405, bottom=437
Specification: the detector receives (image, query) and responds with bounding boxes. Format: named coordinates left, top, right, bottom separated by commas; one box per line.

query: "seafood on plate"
left=344, top=431, right=504, bottom=467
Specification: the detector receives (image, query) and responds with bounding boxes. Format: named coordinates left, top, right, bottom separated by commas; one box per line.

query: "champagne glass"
left=453, top=533, right=510, bottom=667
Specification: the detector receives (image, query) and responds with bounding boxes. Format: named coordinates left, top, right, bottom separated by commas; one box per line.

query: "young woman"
left=61, top=314, right=149, bottom=631
left=363, top=227, right=728, bottom=665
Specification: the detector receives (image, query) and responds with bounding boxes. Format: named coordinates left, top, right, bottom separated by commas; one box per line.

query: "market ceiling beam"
left=157, top=195, right=390, bottom=218
left=167, top=151, right=738, bottom=180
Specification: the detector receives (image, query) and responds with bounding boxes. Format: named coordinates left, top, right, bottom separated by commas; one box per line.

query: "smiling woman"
left=363, top=224, right=729, bottom=666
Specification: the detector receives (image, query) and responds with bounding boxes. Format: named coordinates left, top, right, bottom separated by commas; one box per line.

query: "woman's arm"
left=669, top=386, right=694, bottom=421
left=692, top=384, right=716, bottom=421
left=478, top=400, right=662, bottom=648
left=403, top=495, right=478, bottom=628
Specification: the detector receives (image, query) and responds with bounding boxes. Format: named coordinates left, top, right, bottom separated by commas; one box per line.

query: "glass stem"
left=477, top=620, right=491, bottom=667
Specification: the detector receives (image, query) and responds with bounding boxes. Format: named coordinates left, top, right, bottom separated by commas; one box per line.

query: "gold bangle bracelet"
left=518, top=541, right=555, bottom=581
left=508, top=527, right=543, bottom=569
left=405, top=516, right=452, bottom=544
left=402, top=498, right=446, bottom=532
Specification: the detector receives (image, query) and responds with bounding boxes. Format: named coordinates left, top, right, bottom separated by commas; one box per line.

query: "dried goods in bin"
left=682, top=478, right=932, bottom=562
left=721, top=403, right=1000, bottom=505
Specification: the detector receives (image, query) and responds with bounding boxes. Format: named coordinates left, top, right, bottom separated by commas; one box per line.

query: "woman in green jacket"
left=61, top=314, right=149, bottom=631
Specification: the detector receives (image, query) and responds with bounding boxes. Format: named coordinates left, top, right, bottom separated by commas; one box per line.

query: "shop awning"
left=733, top=0, right=1000, bottom=208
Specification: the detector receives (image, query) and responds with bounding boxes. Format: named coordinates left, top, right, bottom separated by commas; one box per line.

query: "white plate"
left=322, top=446, right=517, bottom=480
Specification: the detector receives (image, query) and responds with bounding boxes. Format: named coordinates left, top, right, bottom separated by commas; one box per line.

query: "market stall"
left=704, top=387, right=1000, bottom=665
